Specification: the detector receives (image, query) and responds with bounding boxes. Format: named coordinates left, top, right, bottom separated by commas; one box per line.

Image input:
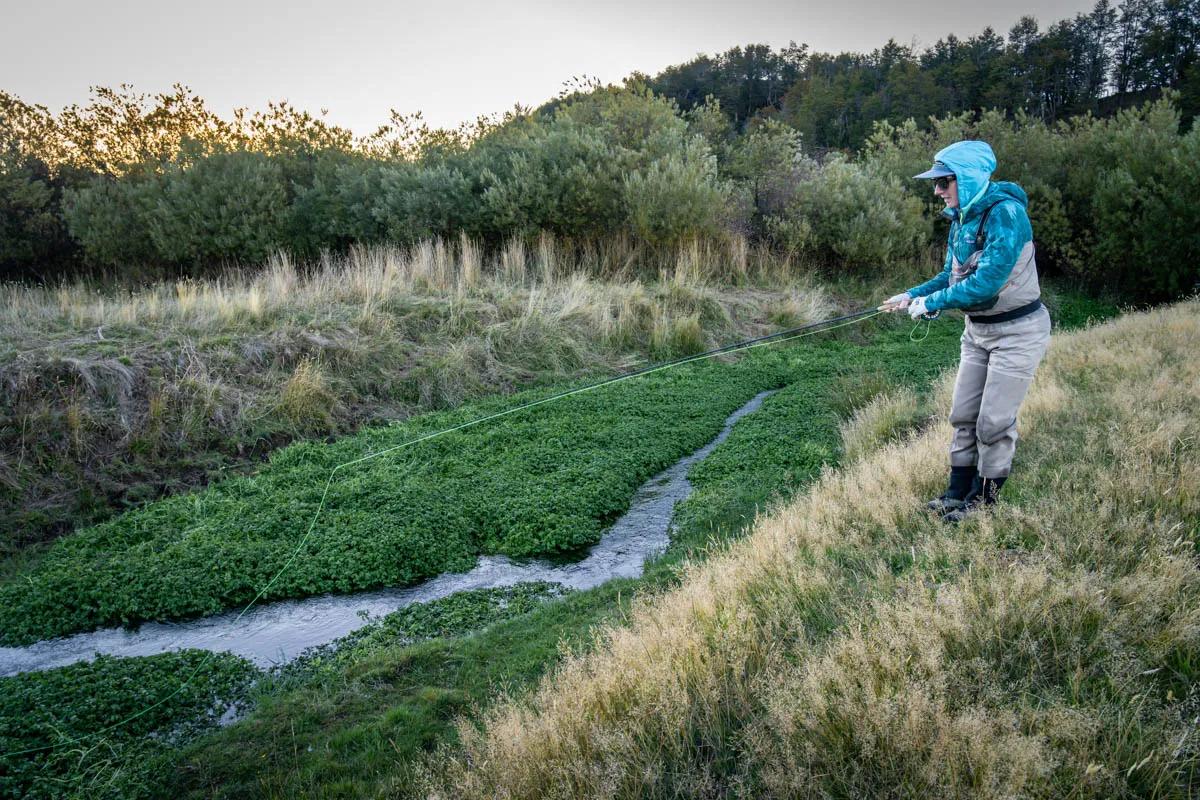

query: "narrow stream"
left=0, top=391, right=776, bottom=677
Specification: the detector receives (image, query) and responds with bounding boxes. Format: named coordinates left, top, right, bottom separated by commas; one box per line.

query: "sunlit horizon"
left=5, top=0, right=1102, bottom=138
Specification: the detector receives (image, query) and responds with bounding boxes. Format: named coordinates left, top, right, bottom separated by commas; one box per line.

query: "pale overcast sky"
left=3, top=0, right=1099, bottom=136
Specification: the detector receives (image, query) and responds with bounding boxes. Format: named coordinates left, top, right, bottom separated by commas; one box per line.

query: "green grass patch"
left=0, top=651, right=256, bottom=800
left=1, top=354, right=799, bottom=645
left=280, top=582, right=569, bottom=679
left=1043, top=285, right=1120, bottom=330
left=666, top=321, right=961, bottom=560
left=172, top=581, right=637, bottom=799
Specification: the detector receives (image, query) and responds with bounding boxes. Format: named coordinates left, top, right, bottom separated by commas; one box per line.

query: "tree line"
left=646, top=0, right=1198, bottom=145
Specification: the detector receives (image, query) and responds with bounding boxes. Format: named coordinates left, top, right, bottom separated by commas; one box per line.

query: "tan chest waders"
left=945, top=201, right=1051, bottom=479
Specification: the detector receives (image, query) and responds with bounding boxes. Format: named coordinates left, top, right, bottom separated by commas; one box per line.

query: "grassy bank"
left=164, top=294, right=1114, bottom=799
left=1, top=233, right=840, bottom=552
left=417, top=300, right=1199, bottom=799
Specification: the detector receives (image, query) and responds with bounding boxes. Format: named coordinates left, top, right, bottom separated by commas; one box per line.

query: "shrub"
left=65, top=150, right=291, bottom=267
left=865, top=96, right=1199, bottom=301
left=372, top=160, right=476, bottom=243
left=723, top=119, right=803, bottom=233
left=62, top=175, right=159, bottom=267
left=624, top=138, right=731, bottom=247
left=0, top=152, right=75, bottom=277
left=285, top=150, right=384, bottom=255
left=553, top=85, right=689, bottom=158
left=145, top=149, right=289, bottom=264
left=766, top=157, right=929, bottom=270
left=1088, top=112, right=1200, bottom=299
left=477, top=122, right=628, bottom=239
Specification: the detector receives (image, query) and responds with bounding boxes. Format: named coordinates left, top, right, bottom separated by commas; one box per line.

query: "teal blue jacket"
left=907, top=141, right=1034, bottom=312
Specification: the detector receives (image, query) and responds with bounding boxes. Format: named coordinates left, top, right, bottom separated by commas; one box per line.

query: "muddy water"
left=0, top=391, right=775, bottom=676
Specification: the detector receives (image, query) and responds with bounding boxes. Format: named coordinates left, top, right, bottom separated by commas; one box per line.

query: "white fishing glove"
left=908, top=295, right=930, bottom=320
left=881, top=292, right=911, bottom=312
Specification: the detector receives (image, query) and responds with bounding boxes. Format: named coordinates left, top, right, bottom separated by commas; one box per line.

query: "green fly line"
left=5, top=307, right=886, bottom=760
left=910, top=315, right=934, bottom=342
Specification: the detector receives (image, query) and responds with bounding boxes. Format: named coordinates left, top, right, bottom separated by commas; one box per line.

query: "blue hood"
left=905, top=140, right=1036, bottom=313
left=934, top=140, right=996, bottom=219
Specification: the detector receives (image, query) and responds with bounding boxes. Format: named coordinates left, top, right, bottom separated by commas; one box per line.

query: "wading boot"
left=926, top=465, right=977, bottom=514
left=942, top=475, right=1006, bottom=523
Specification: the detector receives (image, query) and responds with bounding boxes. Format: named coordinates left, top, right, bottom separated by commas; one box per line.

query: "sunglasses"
left=933, top=176, right=955, bottom=190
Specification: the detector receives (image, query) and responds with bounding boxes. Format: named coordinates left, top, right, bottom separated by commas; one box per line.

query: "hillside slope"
left=424, top=301, right=1200, bottom=799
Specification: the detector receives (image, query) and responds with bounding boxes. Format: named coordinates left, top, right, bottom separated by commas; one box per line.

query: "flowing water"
left=0, top=391, right=775, bottom=676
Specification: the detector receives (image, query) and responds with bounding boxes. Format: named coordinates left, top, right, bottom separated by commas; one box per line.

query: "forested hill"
left=638, top=0, right=1198, bottom=146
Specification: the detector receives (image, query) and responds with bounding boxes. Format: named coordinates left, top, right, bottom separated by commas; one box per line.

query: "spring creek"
left=0, top=391, right=776, bottom=677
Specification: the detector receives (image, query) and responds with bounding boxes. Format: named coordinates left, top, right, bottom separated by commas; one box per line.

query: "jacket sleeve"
left=906, top=235, right=953, bottom=299
left=922, top=202, right=1030, bottom=312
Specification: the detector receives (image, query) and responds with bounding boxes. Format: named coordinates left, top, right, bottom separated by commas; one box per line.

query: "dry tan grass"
left=1, top=233, right=818, bottom=338
left=419, top=301, right=1200, bottom=799
left=838, top=385, right=926, bottom=463
left=278, top=358, right=336, bottom=431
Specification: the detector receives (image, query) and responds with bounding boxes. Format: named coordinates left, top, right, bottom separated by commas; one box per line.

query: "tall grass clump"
left=838, top=385, right=926, bottom=462
left=422, top=300, right=1200, bottom=799
left=277, top=358, right=336, bottom=432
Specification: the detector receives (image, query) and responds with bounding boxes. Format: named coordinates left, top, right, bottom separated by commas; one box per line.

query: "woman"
left=882, top=140, right=1051, bottom=522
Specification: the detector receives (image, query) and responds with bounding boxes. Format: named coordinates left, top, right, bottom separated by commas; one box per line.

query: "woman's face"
left=933, top=176, right=958, bottom=209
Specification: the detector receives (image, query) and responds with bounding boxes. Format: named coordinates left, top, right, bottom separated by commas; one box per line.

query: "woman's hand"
left=880, top=292, right=911, bottom=312
left=908, top=296, right=931, bottom=320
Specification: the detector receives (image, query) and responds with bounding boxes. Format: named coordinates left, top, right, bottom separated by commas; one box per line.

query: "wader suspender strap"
left=949, top=201, right=1003, bottom=313
left=960, top=199, right=1044, bottom=324
left=956, top=199, right=1001, bottom=251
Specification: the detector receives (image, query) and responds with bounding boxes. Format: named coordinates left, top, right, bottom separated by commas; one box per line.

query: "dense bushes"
left=67, top=150, right=292, bottom=266
left=43, top=88, right=895, bottom=271
left=624, top=138, right=730, bottom=246
left=766, top=157, right=929, bottom=268
left=1087, top=110, right=1200, bottom=298
left=48, top=89, right=739, bottom=268
left=59, top=174, right=158, bottom=265
left=4, top=78, right=1198, bottom=299
left=475, top=121, right=629, bottom=237
left=0, top=151, right=75, bottom=277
